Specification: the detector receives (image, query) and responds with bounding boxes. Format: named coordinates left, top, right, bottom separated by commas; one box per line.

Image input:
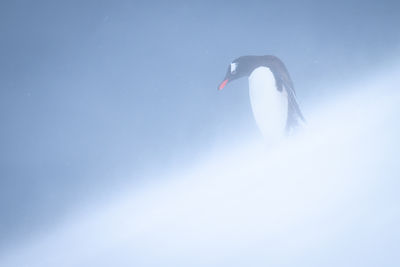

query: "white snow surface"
left=1, top=67, right=400, bottom=267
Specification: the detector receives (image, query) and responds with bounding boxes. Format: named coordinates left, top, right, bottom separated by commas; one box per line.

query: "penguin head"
left=218, top=56, right=263, bottom=90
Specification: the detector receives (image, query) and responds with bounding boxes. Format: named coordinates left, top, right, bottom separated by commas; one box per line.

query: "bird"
left=218, top=55, right=305, bottom=142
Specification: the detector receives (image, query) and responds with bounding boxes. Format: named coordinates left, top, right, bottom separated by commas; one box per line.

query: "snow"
left=1, top=68, right=400, bottom=267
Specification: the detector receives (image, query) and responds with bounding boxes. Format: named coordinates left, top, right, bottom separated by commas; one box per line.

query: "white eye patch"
left=230, top=62, right=238, bottom=74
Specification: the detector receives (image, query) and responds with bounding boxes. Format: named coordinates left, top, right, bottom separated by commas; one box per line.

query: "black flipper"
left=264, top=56, right=305, bottom=132
left=285, top=87, right=306, bottom=132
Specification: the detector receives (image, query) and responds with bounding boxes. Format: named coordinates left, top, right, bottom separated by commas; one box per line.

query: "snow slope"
left=1, top=68, right=400, bottom=267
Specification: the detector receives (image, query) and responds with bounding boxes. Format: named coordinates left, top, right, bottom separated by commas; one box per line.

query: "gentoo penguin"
left=218, top=55, right=305, bottom=141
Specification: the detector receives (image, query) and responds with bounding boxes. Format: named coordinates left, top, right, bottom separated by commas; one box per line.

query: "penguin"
left=218, top=55, right=305, bottom=141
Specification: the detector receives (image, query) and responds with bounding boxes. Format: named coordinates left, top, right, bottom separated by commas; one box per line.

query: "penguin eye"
left=230, top=62, right=238, bottom=75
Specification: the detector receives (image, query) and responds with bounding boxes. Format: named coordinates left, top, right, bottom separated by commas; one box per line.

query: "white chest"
left=248, top=67, right=288, bottom=141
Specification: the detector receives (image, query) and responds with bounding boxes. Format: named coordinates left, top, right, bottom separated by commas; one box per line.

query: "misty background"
left=1, top=0, right=400, bottom=264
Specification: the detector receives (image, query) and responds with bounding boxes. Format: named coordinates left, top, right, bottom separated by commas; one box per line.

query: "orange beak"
left=218, top=79, right=229, bottom=90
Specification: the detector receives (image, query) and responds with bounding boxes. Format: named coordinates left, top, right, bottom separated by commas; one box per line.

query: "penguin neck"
left=248, top=66, right=288, bottom=143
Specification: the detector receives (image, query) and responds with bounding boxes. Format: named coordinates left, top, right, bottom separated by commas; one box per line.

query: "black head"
left=217, top=55, right=281, bottom=90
